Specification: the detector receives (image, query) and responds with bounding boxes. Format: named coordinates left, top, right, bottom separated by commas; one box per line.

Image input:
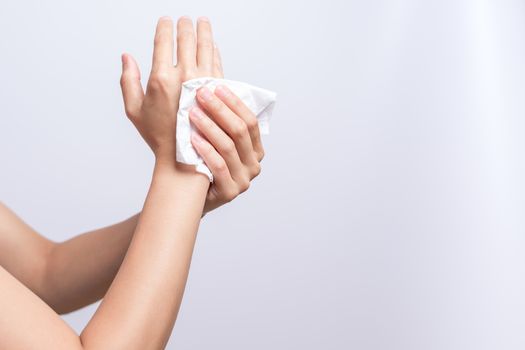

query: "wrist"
left=153, top=158, right=210, bottom=190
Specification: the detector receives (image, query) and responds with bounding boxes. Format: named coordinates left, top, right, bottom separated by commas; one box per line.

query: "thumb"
left=120, top=53, right=144, bottom=120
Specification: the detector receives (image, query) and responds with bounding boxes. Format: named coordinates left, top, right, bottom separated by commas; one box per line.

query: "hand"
left=120, top=16, right=223, bottom=166
left=121, top=16, right=264, bottom=214
left=190, top=85, right=265, bottom=214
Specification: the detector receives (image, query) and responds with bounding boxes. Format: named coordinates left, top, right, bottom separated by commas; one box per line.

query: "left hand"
left=120, top=16, right=223, bottom=167
left=120, top=16, right=265, bottom=214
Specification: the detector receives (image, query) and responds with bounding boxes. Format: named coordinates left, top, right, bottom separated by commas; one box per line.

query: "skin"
left=0, top=16, right=265, bottom=348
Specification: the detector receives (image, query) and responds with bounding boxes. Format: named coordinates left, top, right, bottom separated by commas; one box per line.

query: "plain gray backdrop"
left=1, top=0, right=524, bottom=349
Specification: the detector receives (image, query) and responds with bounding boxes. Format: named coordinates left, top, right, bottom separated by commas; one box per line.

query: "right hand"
left=189, top=85, right=266, bottom=214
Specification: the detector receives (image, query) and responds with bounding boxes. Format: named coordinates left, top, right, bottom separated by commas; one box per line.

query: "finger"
left=152, top=16, right=174, bottom=72
left=189, top=106, right=247, bottom=183
left=196, top=17, right=214, bottom=73
left=196, top=87, right=256, bottom=165
left=212, top=43, right=224, bottom=78
left=191, top=132, right=238, bottom=197
left=176, top=16, right=196, bottom=68
left=214, top=85, right=264, bottom=161
left=120, top=53, right=144, bottom=120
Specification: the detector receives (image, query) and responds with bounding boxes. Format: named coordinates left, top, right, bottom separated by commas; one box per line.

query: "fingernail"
left=121, top=54, right=127, bottom=68
left=215, top=85, right=231, bottom=98
left=198, top=16, right=210, bottom=22
left=179, top=15, right=191, bottom=21
left=159, top=16, right=172, bottom=21
left=192, top=132, right=203, bottom=144
left=190, top=106, right=205, bottom=120
left=198, top=87, right=213, bottom=101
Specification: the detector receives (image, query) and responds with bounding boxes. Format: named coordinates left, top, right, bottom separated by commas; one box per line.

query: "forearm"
left=0, top=203, right=140, bottom=314
left=41, top=214, right=139, bottom=314
left=41, top=199, right=209, bottom=313
left=80, top=161, right=208, bottom=349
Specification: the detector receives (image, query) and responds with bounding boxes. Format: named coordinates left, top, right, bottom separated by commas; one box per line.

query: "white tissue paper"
left=176, top=77, right=277, bottom=182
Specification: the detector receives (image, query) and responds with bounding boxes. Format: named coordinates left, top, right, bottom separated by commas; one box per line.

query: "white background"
left=1, top=0, right=524, bottom=349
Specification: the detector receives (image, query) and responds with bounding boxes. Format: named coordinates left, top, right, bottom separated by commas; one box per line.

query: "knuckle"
left=246, top=117, right=258, bottom=131
left=230, top=95, right=243, bottom=109
left=251, top=163, right=262, bottom=177
left=238, top=179, right=250, bottom=193
left=207, top=97, right=224, bottom=111
left=197, top=40, right=214, bottom=51
left=231, top=120, right=248, bottom=139
left=124, top=107, right=137, bottom=120
left=220, top=139, right=236, bottom=155
left=200, top=116, right=213, bottom=129
left=153, top=35, right=165, bottom=47
left=193, top=112, right=208, bottom=125
left=152, top=71, right=170, bottom=85
left=225, top=188, right=239, bottom=202
left=201, top=141, right=214, bottom=154
left=258, top=149, right=265, bottom=161
left=120, top=72, right=137, bottom=90
left=148, top=71, right=171, bottom=92
left=213, top=159, right=228, bottom=173
left=119, top=74, right=127, bottom=88
left=181, top=67, right=196, bottom=81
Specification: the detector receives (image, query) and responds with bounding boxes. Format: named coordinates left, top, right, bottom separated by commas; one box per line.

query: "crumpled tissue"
left=176, top=77, right=277, bottom=181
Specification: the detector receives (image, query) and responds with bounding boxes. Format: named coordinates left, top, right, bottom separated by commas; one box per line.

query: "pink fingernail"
left=198, top=87, right=213, bottom=101
left=159, top=16, right=172, bottom=21
left=198, top=16, right=210, bottom=22
left=215, top=85, right=231, bottom=98
left=192, top=132, right=203, bottom=144
left=190, top=106, right=205, bottom=120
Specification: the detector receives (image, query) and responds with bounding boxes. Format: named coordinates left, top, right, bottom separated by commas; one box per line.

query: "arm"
left=0, top=16, right=246, bottom=349
left=0, top=203, right=139, bottom=314
left=0, top=160, right=208, bottom=349
left=80, top=161, right=209, bottom=348
left=1, top=16, right=266, bottom=315
left=78, top=16, right=214, bottom=348
left=42, top=214, right=139, bottom=314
